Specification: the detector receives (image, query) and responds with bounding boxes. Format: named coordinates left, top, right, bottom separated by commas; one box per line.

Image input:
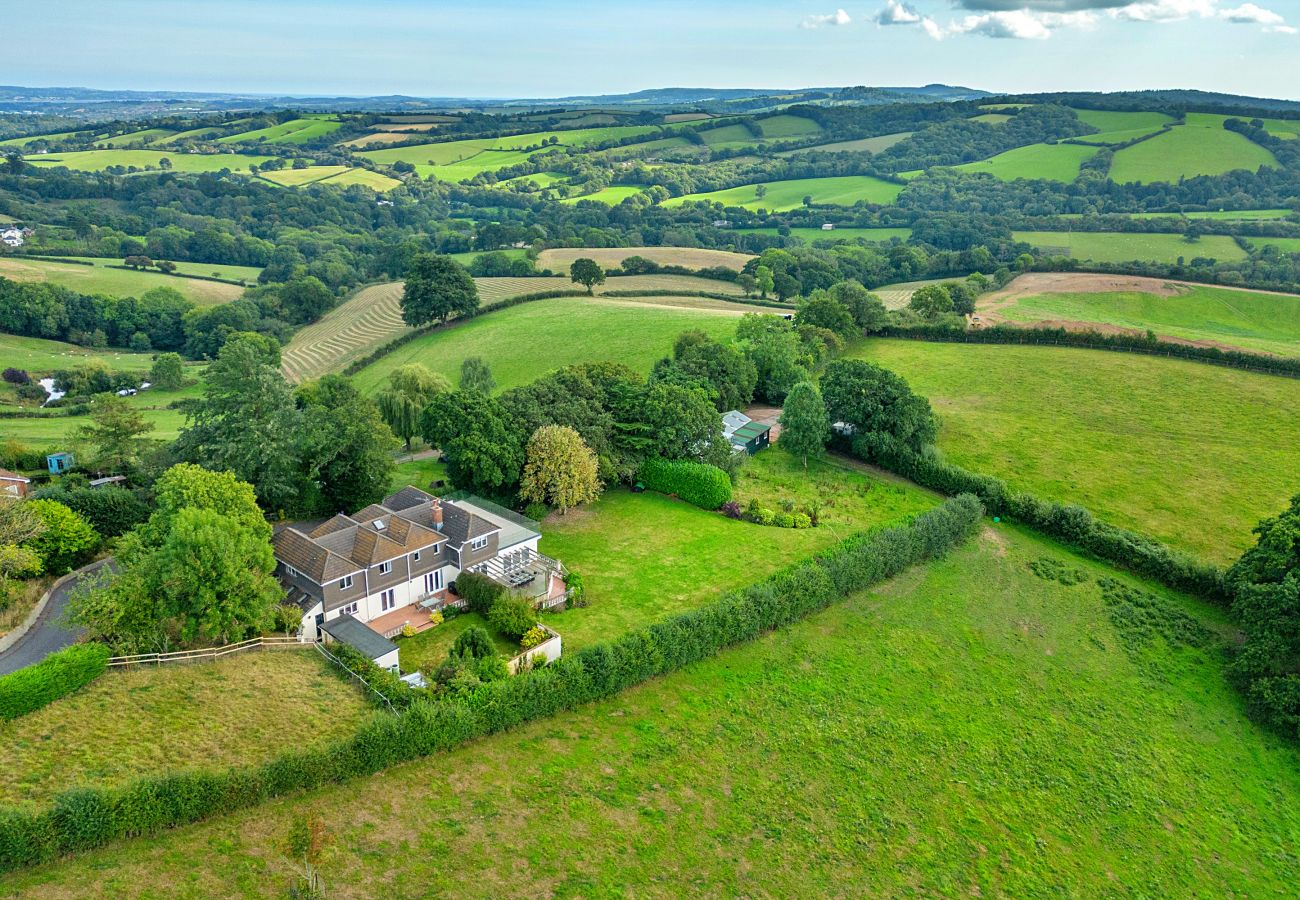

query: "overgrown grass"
left=0, top=650, right=370, bottom=810
left=850, top=338, right=1300, bottom=562
left=990, top=283, right=1300, bottom=356
left=8, top=526, right=1297, bottom=895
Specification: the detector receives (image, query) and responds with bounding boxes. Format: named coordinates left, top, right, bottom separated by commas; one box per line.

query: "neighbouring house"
left=0, top=228, right=23, bottom=248
left=0, top=468, right=31, bottom=498
left=721, top=410, right=771, bottom=454
left=272, top=487, right=566, bottom=644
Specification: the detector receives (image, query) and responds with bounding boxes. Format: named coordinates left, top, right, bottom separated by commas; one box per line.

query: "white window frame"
left=285, top=564, right=299, bottom=578
left=423, top=570, right=443, bottom=594
left=338, top=574, right=353, bottom=590
left=380, top=588, right=396, bottom=612
left=378, top=561, right=392, bottom=575
left=339, top=601, right=359, bottom=616
left=412, top=550, right=421, bottom=563
left=470, top=536, right=489, bottom=551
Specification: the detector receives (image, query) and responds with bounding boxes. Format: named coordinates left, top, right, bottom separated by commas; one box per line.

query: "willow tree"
left=376, top=363, right=451, bottom=450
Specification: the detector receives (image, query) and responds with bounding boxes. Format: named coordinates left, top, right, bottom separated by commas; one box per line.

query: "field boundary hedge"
left=8, top=255, right=95, bottom=266
left=0, top=494, right=983, bottom=873
left=846, top=435, right=1227, bottom=602
left=880, top=324, right=1300, bottom=378
left=0, top=644, right=109, bottom=722
left=104, top=265, right=248, bottom=287
left=599, top=289, right=793, bottom=310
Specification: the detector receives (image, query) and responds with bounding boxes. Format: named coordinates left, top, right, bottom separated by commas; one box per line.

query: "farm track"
left=281, top=274, right=743, bottom=382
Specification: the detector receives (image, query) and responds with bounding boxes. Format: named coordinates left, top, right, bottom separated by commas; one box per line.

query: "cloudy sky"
left=10, top=1, right=1298, bottom=100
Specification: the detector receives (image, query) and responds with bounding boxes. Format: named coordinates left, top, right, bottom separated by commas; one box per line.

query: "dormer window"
left=338, top=575, right=353, bottom=590
left=285, top=565, right=299, bottom=578
left=471, top=537, right=489, bottom=551
left=378, top=561, right=392, bottom=575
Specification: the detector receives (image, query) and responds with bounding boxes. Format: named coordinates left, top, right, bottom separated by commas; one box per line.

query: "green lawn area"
left=349, top=296, right=742, bottom=394
left=388, top=456, right=447, bottom=492
left=991, top=283, right=1300, bottom=357
left=395, top=611, right=518, bottom=673
left=951, top=143, right=1099, bottom=182
left=849, top=339, right=1300, bottom=563
left=0, top=256, right=249, bottom=305
left=1109, top=126, right=1280, bottom=184
left=0, top=650, right=370, bottom=810
left=538, top=464, right=934, bottom=649
left=23, top=149, right=277, bottom=173
left=663, top=176, right=904, bottom=212
left=11, top=526, right=1299, bottom=895
left=1012, top=231, right=1248, bottom=263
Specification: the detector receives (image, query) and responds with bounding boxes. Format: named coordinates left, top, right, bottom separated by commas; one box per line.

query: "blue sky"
left=12, top=1, right=1299, bottom=100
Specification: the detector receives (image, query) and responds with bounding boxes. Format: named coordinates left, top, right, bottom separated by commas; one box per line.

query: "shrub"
left=400, top=624, right=416, bottom=638
left=1, top=368, right=29, bottom=385
left=487, top=593, right=537, bottom=640
left=24, top=499, right=99, bottom=575
left=563, top=570, right=584, bottom=605
left=775, top=513, right=795, bottom=528
left=520, top=625, right=549, bottom=651
left=428, top=610, right=444, bottom=627
left=793, top=513, right=812, bottom=529
left=451, top=625, right=496, bottom=660
left=720, top=500, right=743, bottom=520
left=639, top=458, right=732, bottom=510
left=30, top=485, right=149, bottom=538
left=0, top=644, right=110, bottom=721
left=523, top=502, right=549, bottom=521
left=753, top=508, right=776, bottom=526
left=452, top=571, right=505, bottom=615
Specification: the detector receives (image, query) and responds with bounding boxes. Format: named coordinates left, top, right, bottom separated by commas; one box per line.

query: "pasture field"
left=1250, top=236, right=1300, bottom=254
left=9, top=525, right=1299, bottom=896
left=2, top=392, right=192, bottom=443
left=445, top=247, right=529, bottom=266
left=23, top=149, right=276, bottom=173
left=0, top=650, right=369, bottom=810
left=776, top=131, right=913, bottom=156
left=497, top=171, right=567, bottom=190
left=1071, top=127, right=1170, bottom=145
left=93, top=128, right=176, bottom=147
left=1072, top=108, right=1173, bottom=137
left=558, top=185, right=645, bottom=205
left=968, top=113, right=1011, bottom=124
left=1086, top=208, right=1294, bottom=221
left=984, top=282, right=1300, bottom=357
left=314, top=167, right=401, bottom=191
left=282, top=274, right=745, bottom=382
left=412, top=149, right=539, bottom=181
left=348, top=295, right=742, bottom=394
left=154, top=125, right=231, bottom=144
left=217, top=116, right=341, bottom=144
left=0, top=333, right=156, bottom=372
left=739, top=226, right=912, bottom=244
left=951, top=142, right=1099, bottom=182
left=1184, top=111, right=1300, bottom=139
left=0, top=256, right=250, bottom=304
left=359, top=124, right=660, bottom=170
left=536, top=246, right=753, bottom=271
left=851, top=339, right=1300, bottom=562
left=698, top=122, right=760, bottom=146
left=1011, top=230, right=1247, bottom=263
left=754, top=114, right=822, bottom=138
left=256, top=165, right=350, bottom=186
left=663, top=175, right=904, bottom=212
left=1109, top=126, right=1279, bottom=184
left=0, top=131, right=81, bottom=148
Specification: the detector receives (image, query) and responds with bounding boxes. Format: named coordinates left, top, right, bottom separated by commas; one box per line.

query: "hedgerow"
left=640, top=458, right=733, bottom=510
left=0, top=494, right=982, bottom=874
left=0, top=644, right=110, bottom=722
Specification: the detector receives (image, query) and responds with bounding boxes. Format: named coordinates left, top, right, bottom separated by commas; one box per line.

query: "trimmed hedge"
left=452, top=571, right=505, bottom=615
left=0, top=495, right=982, bottom=874
left=852, top=435, right=1228, bottom=603
left=0, top=644, right=110, bottom=722
left=879, top=324, right=1300, bottom=379
left=640, top=458, right=733, bottom=510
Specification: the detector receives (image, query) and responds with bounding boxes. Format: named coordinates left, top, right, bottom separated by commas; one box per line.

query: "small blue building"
left=46, top=452, right=74, bottom=474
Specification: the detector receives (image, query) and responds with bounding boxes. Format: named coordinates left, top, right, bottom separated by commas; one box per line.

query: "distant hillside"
left=1002, top=89, right=1300, bottom=115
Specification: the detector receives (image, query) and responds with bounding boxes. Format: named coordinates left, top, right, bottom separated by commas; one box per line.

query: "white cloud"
left=947, top=8, right=1097, bottom=36
left=1110, top=0, right=1216, bottom=22
left=876, top=0, right=924, bottom=24
left=801, top=8, right=852, bottom=28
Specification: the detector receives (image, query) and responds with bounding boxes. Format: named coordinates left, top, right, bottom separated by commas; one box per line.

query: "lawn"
left=776, top=131, right=913, bottom=156
left=663, top=175, right=904, bottom=212
left=388, top=456, right=447, bottom=492
left=989, top=283, right=1300, bottom=357
left=1109, top=125, right=1280, bottom=184
left=0, top=649, right=371, bottom=809
left=395, top=611, right=519, bottom=673
left=23, top=149, right=277, bottom=173
left=850, top=339, right=1300, bottom=562
left=539, top=465, right=934, bottom=649
left=348, top=295, right=742, bottom=394
left=0, top=256, right=249, bottom=305
left=1012, top=231, right=1248, bottom=263
left=9, top=526, right=1299, bottom=895
left=951, top=142, right=1099, bottom=182
left=535, top=246, right=753, bottom=272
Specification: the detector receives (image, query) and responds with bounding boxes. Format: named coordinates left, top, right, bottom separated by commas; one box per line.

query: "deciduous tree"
left=400, top=253, right=479, bottom=326
left=569, top=258, right=605, bottom=295
left=75, top=394, right=154, bottom=472
left=779, top=381, right=830, bottom=468
left=519, top=425, right=602, bottom=514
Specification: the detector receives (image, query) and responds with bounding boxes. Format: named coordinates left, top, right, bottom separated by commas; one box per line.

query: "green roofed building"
left=722, top=411, right=771, bottom=454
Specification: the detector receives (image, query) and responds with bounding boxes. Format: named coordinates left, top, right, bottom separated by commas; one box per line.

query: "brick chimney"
left=432, top=501, right=443, bottom=531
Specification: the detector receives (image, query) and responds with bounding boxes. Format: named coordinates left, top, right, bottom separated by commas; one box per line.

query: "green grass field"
left=739, top=226, right=912, bottom=244
left=1103, top=209, right=1295, bottom=221
left=1251, top=236, right=1300, bottom=254
left=93, top=128, right=176, bottom=147
left=0, top=131, right=81, bottom=148
left=0, top=650, right=369, bottom=810
left=1109, top=126, right=1280, bottom=184
left=23, top=149, right=276, bottom=174
left=663, top=175, right=903, bottom=212
left=497, top=171, right=567, bottom=190
left=558, top=185, right=645, bottom=205
left=990, top=283, right=1300, bottom=357
left=154, top=125, right=231, bottom=144
left=951, top=143, right=1099, bottom=182
left=1184, top=111, right=1300, bottom=139
left=9, top=525, right=1298, bottom=895
left=754, top=114, right=822, bottom=139
left=413, top=149, right=541, bottom=181
left=217, top=116, right=341, bottom=145
left=1012, top=231, right=1248, bottom=263
left=359, top=124, right=660, bottom=174
left=1072, top=108, right=1173, bottom=137
left=0, top=333, right=157, bottom=372
left=850, top=339, right=1300, bottom=562
left=776, top=131, right=913, bottom=156
left=0, top=256, right=251, bottom=305
left=968, top=113, right=1012, bottom=124
left=349, top=295, right=742, bottom=394
left=256, top=165, right=350, bottom=186
left=535, top=246, right=753, bottom=271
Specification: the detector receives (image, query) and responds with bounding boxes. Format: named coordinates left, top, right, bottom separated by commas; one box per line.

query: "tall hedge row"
left=0, top=644, right=110, bottom=722
left=0, top=495, right=983, bottom=874
left=853, top=435, right=1228, bottom=603
left=640, top=458, right=733, bottom=510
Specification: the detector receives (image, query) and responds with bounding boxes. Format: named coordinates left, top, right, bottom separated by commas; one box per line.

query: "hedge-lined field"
left=1109, top=126, right=1280, bottom=184
left=663, top=175, right=904, bottom=212
left=950, top=143, right=1100, bottom=182
left=0, top=650, right=369, bottom=809
left=216, top=116, right=341, bottom=145
left=988, top=283, right=1300, bottom=357
left=1011, top=231, right=1248, bottom=264
left=23, top=149, right=277, bottom=174
left=0, top=333, right=156, bottom=372
left=0, top=256, right=252, bottom=305
left=535, top=246, right=754, bottom=272
left=851, top=339, right=1300, bottom=562
left=9, top=525, right=1297, bottom=896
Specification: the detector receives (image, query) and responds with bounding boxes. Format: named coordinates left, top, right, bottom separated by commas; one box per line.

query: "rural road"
left=0, top=559, right=113, bottom=676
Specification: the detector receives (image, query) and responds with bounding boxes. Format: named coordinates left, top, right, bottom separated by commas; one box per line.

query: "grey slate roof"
left=321, top=614, right=398, bottom=661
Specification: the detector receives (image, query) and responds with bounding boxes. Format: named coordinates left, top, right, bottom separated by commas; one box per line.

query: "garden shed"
left=320, top=614, right=400, bottom=672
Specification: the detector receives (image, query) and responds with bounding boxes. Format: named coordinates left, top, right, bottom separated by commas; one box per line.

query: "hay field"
left=23, top=149, right=275, bottom=173
left=557, top=185, right=646, bottom=205
left=776, top=132, right=913, bottom=157
left=1012, top=231, right=1247, bottom=264
left=0, top=256, right=249, bottom=305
